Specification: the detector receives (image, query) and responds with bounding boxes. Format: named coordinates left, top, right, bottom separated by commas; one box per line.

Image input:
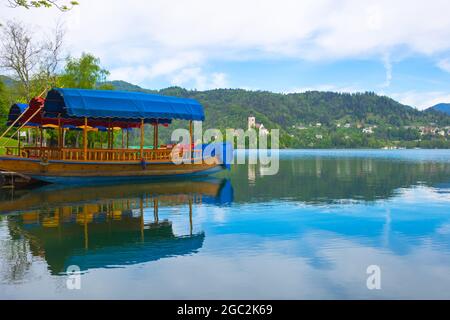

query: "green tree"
left=0, top=20, right=65, bottom=100
left=0, top=80, right=8, bottom=131
left=6, top=0, right=78, bottom=11
left=60, top=53, right=112, bottom=89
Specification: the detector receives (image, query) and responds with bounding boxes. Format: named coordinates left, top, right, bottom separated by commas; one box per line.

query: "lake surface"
left=1, top=149, right=450, bottom=299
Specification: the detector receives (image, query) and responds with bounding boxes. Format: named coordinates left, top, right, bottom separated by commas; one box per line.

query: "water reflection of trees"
left=227, top=158, right=450, bottom=203
left=0, top=218, right=33, bottom=283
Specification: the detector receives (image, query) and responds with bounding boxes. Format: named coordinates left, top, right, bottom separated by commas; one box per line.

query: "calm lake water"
left=1, top=149, right=450, bottom=299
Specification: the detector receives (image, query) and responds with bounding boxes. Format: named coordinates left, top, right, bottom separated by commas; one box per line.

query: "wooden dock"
left=0, top=171, right=32, bottom=188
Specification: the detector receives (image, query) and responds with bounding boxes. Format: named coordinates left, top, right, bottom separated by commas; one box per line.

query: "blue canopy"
left=8, top=103, right=28, bottom=122
left=44, top=88, right=205, bottom=121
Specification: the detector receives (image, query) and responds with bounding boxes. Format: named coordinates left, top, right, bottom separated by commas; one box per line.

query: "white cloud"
left=171, top=67, right=228, bottom=90
left=382, top=54, right=392, bottom=88
left=437, top=58, right=450, bottom=73
left=3, top=0, right=450, bottom=89
left=109, top=52, right=203, bottom=84
left=391, top=91, right=450, bottom=110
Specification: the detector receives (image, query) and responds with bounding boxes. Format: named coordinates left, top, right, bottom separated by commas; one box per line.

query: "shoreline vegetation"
left=105, top=83, right=450, bottom=150
left=0, top=137, right=448, bottom=157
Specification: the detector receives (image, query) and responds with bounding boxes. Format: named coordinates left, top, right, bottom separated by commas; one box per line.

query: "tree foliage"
left=7, top=0, right=78, bottom=11
left=0, top=79, right=8, bottom=131
left=60, top=53, right=111, bottom=89
left=0, top=20, right=65, bottom=100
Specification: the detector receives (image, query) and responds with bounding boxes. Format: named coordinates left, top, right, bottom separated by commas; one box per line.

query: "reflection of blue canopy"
left=65, top=233, right=205, bottom=271
left=203, top=179, right=234, bottom=205
left=44, top=88, right=205, bottom=121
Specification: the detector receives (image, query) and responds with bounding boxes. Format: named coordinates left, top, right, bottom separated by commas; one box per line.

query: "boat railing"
left=4, top=146, right=203, bottom=163
left=6, top=146, right=62, bottom=159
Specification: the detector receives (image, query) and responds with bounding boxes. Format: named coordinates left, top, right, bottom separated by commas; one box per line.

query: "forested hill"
left=2, top=75, right=450, bottom=148
left=108, top=81, right=450, bottom=129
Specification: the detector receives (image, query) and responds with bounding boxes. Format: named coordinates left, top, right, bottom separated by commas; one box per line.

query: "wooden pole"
left=140, top=119, right=145, bottom=158
left=156, top=122, right=158, bottom=149
left=153, top=198, right=159, bottom=223
left=107, top=119, right=111, bottom=149
left=189, top=120, right=193, bottom=160
left=111, top=128, right=115, bottom=149
left=0, top=105, right=31, bottom=140
left=0, top=107, right=30, bottom=138
left=17, top=130, right=21, bottom=156
left=126, top=127, right=129, bottom=149
left=122, top=129, right=125, bottom=149
left=83, top=117, right=88, bottom=160
left=1, top=106, right=43, bottom=147
left=57, top=115, right=61, bottom=148
left=40, top=127, right=43, bottom=148
left=153, top=123, right=159, bottom=150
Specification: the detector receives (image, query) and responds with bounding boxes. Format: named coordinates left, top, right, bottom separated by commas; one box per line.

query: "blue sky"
left=2, top=0, right=450, bottom=109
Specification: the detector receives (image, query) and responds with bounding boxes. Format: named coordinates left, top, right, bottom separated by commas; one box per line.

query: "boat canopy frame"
left=2, top=88, right=204, bottom=162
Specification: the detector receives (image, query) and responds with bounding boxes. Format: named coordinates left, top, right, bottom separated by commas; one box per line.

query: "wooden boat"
left=0, top=88, right=232, bottom=184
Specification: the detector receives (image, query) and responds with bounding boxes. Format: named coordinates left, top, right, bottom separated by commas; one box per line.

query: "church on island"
left=248, top=116, right=269, bottom=135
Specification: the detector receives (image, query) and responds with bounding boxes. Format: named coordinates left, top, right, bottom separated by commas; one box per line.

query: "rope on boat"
left=0, top=105, right=31, bottom=141
left=0, top=87, right=48, bottom=146
left=0, top=106, right=43, bottom=147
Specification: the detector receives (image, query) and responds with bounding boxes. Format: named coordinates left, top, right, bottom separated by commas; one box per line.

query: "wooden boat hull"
left=0, top=156, right=226, bottom=184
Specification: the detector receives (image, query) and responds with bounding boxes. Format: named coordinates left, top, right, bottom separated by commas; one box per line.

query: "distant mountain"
left=0, top=75, right=16, bottom=88
left=103, top=80, right=148, bottom=92
left=428, top=103, right=450, bottom=115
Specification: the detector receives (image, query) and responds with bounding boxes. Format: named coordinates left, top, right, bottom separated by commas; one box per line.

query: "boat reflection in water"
left=1, top=178, right=233, bottom=275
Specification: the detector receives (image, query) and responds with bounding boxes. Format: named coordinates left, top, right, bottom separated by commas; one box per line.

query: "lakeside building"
left=248, top=116, right=269, bottom=135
